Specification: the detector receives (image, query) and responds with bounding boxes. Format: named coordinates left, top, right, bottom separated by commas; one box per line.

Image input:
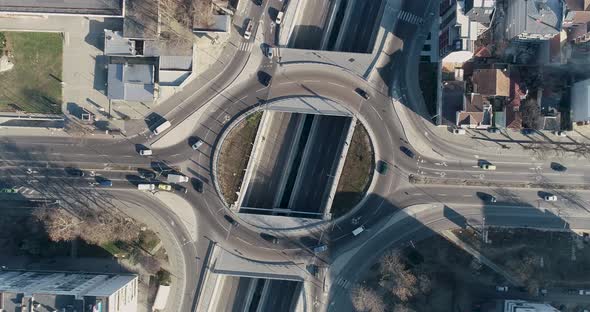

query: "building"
left=193, top=14, right=231, bottom=33
left=571, top=78, right=590, bottom=122
left=0, top=0, right=123, bottom=17
left=563, top=0, right=590, bottom=43
left=505, top=0, right=564, bottom=40
left=456, top=93, right=494, bottom=128
left=0, top=270, right=138, bottom=312
left=472, top=68, right=510, bottom=97
left=464, top=0, right=496, bottom=23
left=107, top=63, right=156, bottom=101
left=439, top=0, right=491, bottom=63
left=503, top=300, right=560, bottom=312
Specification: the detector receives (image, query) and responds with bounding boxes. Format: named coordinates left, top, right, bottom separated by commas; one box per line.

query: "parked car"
left=158, top=184, right=172, bottom=191
left=544, top=195, right=558, bottom=202
left=554, top=131, right=567, bottom=137
left=0, top=188, right=18, bottom=194
left=550, top=162, right=567, bottom=172
left=354, top=88, right=370, bottom=100
left=489, top=196, right=497, bottom=203
left=496, top=286, right=508, bottom=292
left=481, top=164, right=497, bottom=171
left=453, top=128, right=466, bottom=135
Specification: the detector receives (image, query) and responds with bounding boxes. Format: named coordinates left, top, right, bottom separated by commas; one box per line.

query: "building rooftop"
left=104, top=30, right=137, bottom=56
left=0, top=0, right=123, bottom=16
left=472, top=69, right=510, bottom=97
left=506, top=0, right=563, bottom=39
left=107, top=63, right=155, bottom=101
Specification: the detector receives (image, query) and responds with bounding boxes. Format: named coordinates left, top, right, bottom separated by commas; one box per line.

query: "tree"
left=33, top=208, right=81, bottom=242
left=351, top=286, right=386, bottom=312
left=393, top=304, right=416, bottom=312
left=379, top=251, right=419, bottom=302
left=520, top=97, right=543, bottom=130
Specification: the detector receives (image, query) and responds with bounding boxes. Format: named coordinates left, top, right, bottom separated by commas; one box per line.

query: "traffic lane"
left=286, top=0, right=331, bottom=49
left=290, top=115, right=350, bottom=212
left=242, top=111, right=305, bottom=209
left=259, top=279, right=301, bottom=312
left=395, top=185, right=590, bottom=215
left=110, top=191, right=198, bottom=312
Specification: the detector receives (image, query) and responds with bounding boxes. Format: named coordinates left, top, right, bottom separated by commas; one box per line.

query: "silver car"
left=192, top=140, right=204, bottom=150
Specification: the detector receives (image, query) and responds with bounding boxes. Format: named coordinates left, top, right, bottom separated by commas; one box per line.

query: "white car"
left=139, top=149, right=152, bottom=156
left=544, top=195, right=558, bottom=202
left=192, top=140, right=204, bottom=150
left=453, top=128, right=466, bottom=135
left=276, top=11, right=284, bottom=25
left=244, top=20, right=253, bottom=39
left=554, top=131, right=567, bottom=137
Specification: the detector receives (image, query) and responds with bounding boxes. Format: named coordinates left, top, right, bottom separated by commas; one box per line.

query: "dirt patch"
left=217, top=111, right=263, bottom=205
left=330, top=121, right=374, bottom=218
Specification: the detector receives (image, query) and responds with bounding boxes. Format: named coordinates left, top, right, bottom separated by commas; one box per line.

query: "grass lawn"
left=330, top=122, right=374, bottom=218
left=0, top=32, right=63, bottom=113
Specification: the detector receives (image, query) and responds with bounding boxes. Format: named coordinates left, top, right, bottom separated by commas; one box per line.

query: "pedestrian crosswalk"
left=238, top=41, right=253, bottom=52
left=334, top=277, right=352, bottom=289
left=397, top=10, right=424, bottom=25
left=15, top=186, right=38, bottom=196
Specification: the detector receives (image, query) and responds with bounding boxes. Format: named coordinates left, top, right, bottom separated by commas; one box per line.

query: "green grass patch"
left=0, top=32, right=63, bottom=113
left=156, top=269, right=172, bottom=286
left=101, top=241, right=131, bottom=258
left=139, top=230, right=161, bottom=252
left=330, top=122, right=374, bottom=218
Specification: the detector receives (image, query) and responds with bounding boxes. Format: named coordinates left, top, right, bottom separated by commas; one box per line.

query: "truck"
left=153, top=121, right=172, bottom=135
left=137, top=184, right=156, bottom=191
left=167, top=174, right=189, bottom=183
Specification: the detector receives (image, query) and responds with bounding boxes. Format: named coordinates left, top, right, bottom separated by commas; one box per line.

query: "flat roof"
left=0, top=0, right=123, bottom=16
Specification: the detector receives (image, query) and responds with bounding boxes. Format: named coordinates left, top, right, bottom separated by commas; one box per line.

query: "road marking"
left=369, top=105, right=383, bottom=120
left=326, top=81, right=346, bottom=88
left=463, top=195, right=472, bottom=197
left=438, top=194, right=447, bottom=196
left=255, top=87, right=268, bottom=92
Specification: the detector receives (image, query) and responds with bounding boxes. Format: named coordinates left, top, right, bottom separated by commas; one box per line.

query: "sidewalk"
left=440, top=230, right=522, bottom=286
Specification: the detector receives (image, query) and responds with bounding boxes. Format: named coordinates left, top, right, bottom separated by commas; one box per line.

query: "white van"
left=139, top=149, right=153, bottom=156
left=352, top=226, right=365, bottom=236
left=153, top=121, right=172, bottom=135
left=276, top=11, right=284, bottom=25
left=244, top=20, right=253, bottom=39
left=137, top=184, right=156, bottom=191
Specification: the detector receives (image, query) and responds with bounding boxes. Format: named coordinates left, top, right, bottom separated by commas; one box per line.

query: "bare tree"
left=351, top=286, right=386, bottom=312
left=393, top=304, right=416, bottom=312
left=33, top=208, right=82, bottom=242
left=520, top=97, right=543, bottom=130
left=379, top=250, right=419, bottom=302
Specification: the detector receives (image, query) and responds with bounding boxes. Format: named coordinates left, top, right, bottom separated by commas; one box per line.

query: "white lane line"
left=438, top=194, right=447, bottom=196
left=255, top=87, right=268, bottom=92
left=278, top=81, right=296, bottom=86
left=326, top=81, right=346, bottom=88
left=302, top=80, right=320, bottom=83
left=463, top=195, right=472, bottom=197
left=369, top=105, right=383, bottom=120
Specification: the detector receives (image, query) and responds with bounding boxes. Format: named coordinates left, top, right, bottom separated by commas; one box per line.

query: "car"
left=521, top=128, right=535, bottom=135
left=258, top=71, right=272, bottom=86
left=481, top=164, right=497, bottom=171
left=352, top=226, right=365, bottom=236
left=139, top=149, right=152, bottom=156
left=489, top=196, right=497, bottom=203
left=99, top=180, right=113, bottom=187
left=191, top=139, right=204, bottom=150
left=158, top=184, right=172, bottom=191
left=400, top=146, right=415, bottom=158
left=244, top=20, right=253, bottom=39
left=260, top=232, right=280, bottom=244
left=173, top=184, right=188, bottom=194
left=224, top=215, right=240, bottom=228
left=453, top=128, right=466, bottom=135
left=139, top=171, right=156, bottom=179
left=191, top=178, right=204, bottom=193
left=275, top=11, right=284, bottom=24
left=496, top=286, right=508, bottom=292
left=0, top=188, right=18, bottom=194
left=264, top=44, right=273, bottom=59
left=487, top=128, right=499, bottom=134
left=313, top=245, right=328, bottom=253
left=554, top=130, right=567, bottom=137
left=354, top=88, right=370, bottom=100
left=550, top=162, right=567, bottom=172
left=377, top=161, right=389, bottom=175
left=544, top=195, right=558, bottom=201
left=252, top=0, right=262, bottom=5
left=65, top=168, right=85, bottom=176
